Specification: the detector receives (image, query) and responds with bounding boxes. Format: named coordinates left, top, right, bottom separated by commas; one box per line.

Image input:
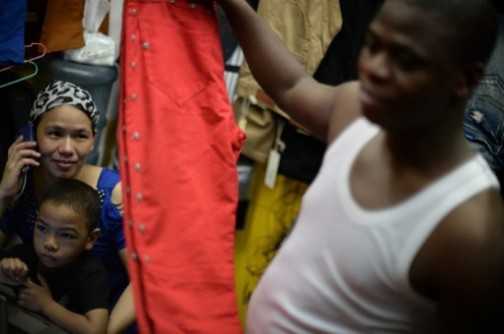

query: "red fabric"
left=119, top=1, right=244, bottom=332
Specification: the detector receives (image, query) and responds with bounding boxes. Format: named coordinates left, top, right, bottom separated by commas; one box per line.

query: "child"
left=0, top=178, right=109, bottom=334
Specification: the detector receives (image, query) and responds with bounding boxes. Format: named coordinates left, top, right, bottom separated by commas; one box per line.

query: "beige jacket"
left=235, top=0, right=343, bottom=106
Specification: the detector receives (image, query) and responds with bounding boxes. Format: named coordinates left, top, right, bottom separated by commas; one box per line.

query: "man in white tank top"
left=217, top=0, right=504, bottom=332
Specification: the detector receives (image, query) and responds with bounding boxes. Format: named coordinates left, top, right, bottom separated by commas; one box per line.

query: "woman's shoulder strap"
left=96, top=167, right=121, bottom=190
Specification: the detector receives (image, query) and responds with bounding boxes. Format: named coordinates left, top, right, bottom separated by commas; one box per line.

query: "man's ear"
left=86, top=228, right=101, bottom=250
left=454, top=62, right=484, bottom=102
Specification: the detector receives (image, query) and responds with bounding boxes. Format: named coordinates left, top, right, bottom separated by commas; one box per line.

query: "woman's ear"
left=91, top=128, right=98, bottom=150
left=86, top=228, right=101, bottom=250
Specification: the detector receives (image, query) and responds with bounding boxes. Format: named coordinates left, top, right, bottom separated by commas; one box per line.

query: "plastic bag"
left=64, top=0, right=117, bottom=66
left=65, top=31, right=115, bottom=66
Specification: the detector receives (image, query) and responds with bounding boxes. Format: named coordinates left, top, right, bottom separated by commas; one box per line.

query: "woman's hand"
left=0, top=136, right=40, bottom=201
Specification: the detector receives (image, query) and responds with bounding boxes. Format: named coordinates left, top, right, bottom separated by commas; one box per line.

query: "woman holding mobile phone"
left=0, top=80, right=136, bottom=333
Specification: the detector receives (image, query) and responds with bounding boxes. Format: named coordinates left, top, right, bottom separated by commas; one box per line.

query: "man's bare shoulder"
left=414, top=187, right=504, bottom=315
left=425, top=188, right=504, bottom=330
left=437, top=187, right=504, bottom=256
left=327, top=81, right=362, bottom=143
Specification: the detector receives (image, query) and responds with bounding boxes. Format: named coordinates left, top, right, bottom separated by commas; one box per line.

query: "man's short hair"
left=397, top=0, right=499, bottom=65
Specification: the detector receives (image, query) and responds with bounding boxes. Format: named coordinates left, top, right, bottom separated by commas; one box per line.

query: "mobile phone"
left=15, top=122, right=35, bottom=173
left=16, top=122, right=35, bottom=142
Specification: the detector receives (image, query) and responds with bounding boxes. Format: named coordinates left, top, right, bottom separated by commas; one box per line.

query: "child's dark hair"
left=41, top=178, right=101, bottom=231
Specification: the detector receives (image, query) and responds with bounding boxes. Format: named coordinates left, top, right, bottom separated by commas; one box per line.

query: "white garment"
left=247, top=118, right=499, bottom=333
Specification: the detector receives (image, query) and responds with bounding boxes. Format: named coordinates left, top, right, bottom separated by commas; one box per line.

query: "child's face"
left=34, top=201, right=98, bottom=269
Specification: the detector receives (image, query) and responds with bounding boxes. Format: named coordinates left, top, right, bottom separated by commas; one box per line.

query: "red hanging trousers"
left=119, top=1, right=244, bottom=332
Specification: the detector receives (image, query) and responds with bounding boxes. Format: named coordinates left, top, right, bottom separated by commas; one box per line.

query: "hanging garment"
left=0, top=0, right=27, bottom=67
left=0, top=71, right=35, bottom=175
left=39, top=0, right=86, bottom=53
left=119, top=1, right=244, bottom=333
left=25, top=1, right=47, bottom=48
left=234, top=0, right=343, bottom=163
left=463, top=13, right=504, bottom=195
left=236, top=0, right=342, bottom=96
left=234, top=163, right=309, bottom=328
left=314, top=0, right=385, bottom=85
left=277, top=122, right=327, bottom=184
left=233, top=95, right=278, bottom=163
left=224, top=46, right=244, bottom=103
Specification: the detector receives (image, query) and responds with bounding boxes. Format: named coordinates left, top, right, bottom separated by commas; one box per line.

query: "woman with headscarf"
left=0, top=80, right=136, bottom=333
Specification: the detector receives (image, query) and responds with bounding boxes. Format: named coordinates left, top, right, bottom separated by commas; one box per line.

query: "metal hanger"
left=0, top=43, right=46, bottom=89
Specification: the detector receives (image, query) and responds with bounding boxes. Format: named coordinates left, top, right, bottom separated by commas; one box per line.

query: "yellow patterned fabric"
left=234, top=163, right=309, bottom=329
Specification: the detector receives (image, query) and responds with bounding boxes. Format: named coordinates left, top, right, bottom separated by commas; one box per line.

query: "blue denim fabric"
left=464, top=14, right=504, bottom=192
left=0, top=0, right=27, bottom=66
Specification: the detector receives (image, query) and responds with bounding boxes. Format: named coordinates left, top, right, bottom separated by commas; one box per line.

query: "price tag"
left=264, top=149, right=281, bottom=189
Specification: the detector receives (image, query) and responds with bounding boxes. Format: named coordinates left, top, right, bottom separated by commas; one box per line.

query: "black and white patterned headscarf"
left=30, top=80, right=98, bottom=128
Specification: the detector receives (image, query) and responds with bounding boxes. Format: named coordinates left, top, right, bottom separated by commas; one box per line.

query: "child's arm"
left=18, top=275, right=108, bottom=334
left=0, top=257, right=28, bottom=286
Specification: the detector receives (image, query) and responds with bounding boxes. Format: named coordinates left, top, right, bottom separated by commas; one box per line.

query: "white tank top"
left=247, top=118, right=499, bottom=333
